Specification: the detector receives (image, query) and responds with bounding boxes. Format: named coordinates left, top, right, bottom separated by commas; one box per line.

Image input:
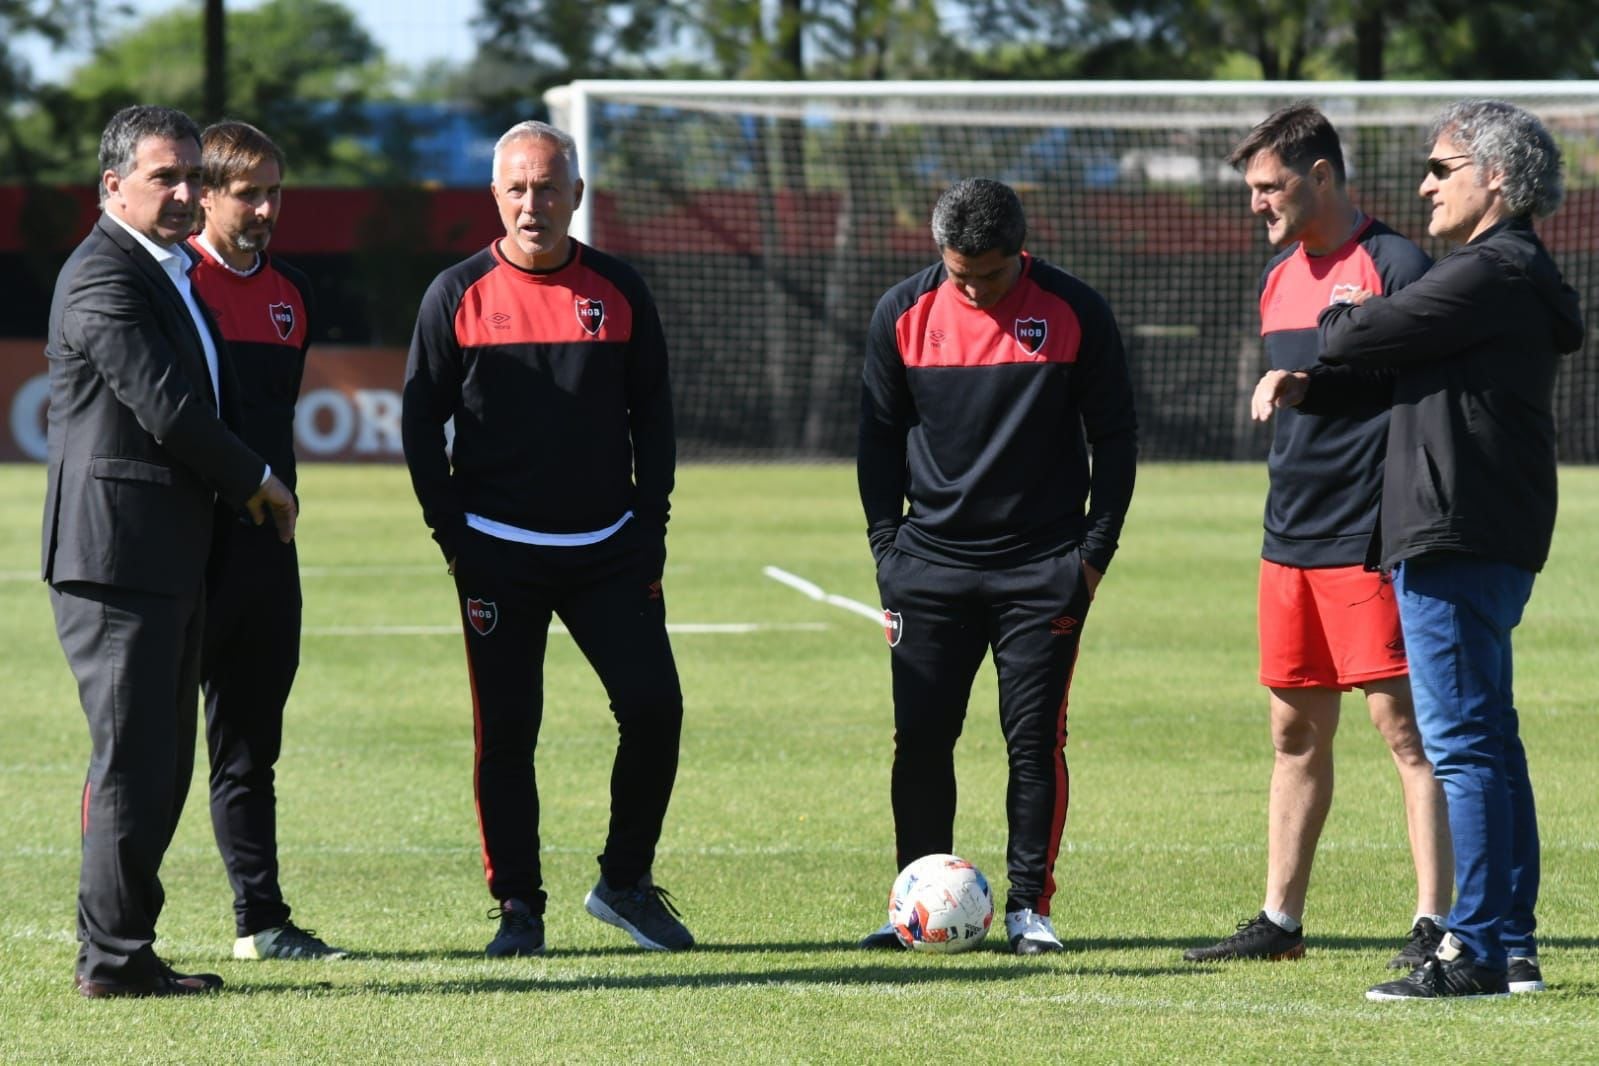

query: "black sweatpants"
left=876, top=546, right=1092, bottom=917
left=201, top=517, right=301, bottom=937
left=452, top=523, right=682, bottom=913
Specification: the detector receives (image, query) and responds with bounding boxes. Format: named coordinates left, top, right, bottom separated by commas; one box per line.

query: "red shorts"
left=1258, top=559, right=1407, bottom=690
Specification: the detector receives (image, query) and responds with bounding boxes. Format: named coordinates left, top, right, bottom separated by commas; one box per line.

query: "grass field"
left=1, top=462, right=1596, bottom=1063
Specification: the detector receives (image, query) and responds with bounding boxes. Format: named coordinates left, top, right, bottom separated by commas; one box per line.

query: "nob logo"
left=1015, top=317, right=1048, bottom=354
left=466, top=598, right=498, bottom=636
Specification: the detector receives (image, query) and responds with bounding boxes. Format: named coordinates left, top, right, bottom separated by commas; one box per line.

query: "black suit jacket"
left=42, top=214, right=265, bottom=596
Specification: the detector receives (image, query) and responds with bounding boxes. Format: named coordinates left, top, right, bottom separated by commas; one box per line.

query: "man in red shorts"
left=1183, top=104, right=1452, bottom=966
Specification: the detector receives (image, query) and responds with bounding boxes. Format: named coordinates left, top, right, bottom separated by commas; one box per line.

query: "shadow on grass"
left=228, top=960, right=1050, bottom=997
left=356, top=940, right=889, bottom=962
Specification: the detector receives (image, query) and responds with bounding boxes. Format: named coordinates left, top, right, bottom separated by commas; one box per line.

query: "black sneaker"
left=1183, top=912, right=1305, bottom=962
left=1508, top=955, right=1546, bottom=993
left=1367, top=956, right=1510, bottom=1000
left=1387, top=917, right=1445, bottom=969
left=584, top=875, right=694, bottom=951
left=859, top=921, right=906, bottom=950
left=485, top=898, right=546, bottom=957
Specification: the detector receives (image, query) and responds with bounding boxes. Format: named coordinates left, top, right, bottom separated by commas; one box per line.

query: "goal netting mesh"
left=546, top=83, right=1599, bottom=462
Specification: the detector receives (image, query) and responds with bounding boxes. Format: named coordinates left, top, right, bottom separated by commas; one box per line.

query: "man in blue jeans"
left=1316, top=100, right=1584, bottom=1000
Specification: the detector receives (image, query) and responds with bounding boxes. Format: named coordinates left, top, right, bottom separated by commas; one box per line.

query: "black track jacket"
left=1319, top=217, right=1585, bottom=573
left=402, top=240, right=674, bottom=564
left=858, top=253, right=1138, bottom=572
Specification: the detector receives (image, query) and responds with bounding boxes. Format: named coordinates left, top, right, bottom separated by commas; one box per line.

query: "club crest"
left=1328, top=283, right=1363, bottom=306
left=883, top=609, right=904, bottom=647
left=575, top=296, right=604, bottom=336
left=466, top=598, right=498, bottom=636
left=1015, top=317, right=1047, bottom=355
left=269, top=302, right=295, bottom=341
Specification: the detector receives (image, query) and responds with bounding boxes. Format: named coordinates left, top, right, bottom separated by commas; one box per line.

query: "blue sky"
left=15, top=0, right=477, bottom=85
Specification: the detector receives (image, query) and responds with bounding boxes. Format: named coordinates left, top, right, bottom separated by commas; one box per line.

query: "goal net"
left=545, top=81, right=1599, bottom=462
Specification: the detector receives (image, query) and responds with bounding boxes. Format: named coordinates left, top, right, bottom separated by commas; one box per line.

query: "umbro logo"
left=487, top=311, right=511, bottom=329
left=1050, top=615, right=1079, bottom=636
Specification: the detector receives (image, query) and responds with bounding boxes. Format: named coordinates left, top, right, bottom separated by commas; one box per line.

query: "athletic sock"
left=1263, top=908, right=1301, bottom=933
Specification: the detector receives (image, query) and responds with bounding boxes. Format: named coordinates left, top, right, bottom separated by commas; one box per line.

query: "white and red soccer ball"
left=888, top=853, right=993, bottom=953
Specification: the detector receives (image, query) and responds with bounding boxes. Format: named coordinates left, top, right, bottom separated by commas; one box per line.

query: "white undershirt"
left=105, top=211, right=270, bottom=487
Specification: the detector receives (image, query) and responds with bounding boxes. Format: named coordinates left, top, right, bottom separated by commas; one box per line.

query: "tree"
left=4, top=0, right=393, bottom=185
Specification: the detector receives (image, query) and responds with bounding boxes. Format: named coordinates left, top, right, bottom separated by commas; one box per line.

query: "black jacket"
left=1318, top=217, right=1585, bottom=573
left=42, top=215, right=265, bottom=595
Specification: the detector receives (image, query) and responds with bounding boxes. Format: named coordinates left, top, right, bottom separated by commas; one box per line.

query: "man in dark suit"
left=42, top=104, right=297, bottom=999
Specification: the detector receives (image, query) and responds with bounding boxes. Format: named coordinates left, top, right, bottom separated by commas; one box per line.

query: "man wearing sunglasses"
left=1186, top=104, right=1450, bottom=970
left=1314, top=100, right=1584, bottom=1001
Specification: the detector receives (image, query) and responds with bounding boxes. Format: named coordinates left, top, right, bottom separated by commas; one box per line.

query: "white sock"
left=1263, top=907, right=1301, bottom=932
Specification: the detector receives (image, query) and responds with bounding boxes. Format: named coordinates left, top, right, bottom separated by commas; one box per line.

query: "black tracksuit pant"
left=452, top=523, right=682, bottom=914
left=876, top=545, right=1092, bottom=917
left=201, top=516, right=300, bottom=938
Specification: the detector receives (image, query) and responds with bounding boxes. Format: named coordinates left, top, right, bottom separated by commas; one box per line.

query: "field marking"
left=304, top=621, right=830, bottom=637
left=763, top=565, right=883, bottom=624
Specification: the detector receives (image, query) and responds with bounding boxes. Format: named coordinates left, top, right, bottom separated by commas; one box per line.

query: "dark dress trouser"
left=51, top=579, right=204, bottom=985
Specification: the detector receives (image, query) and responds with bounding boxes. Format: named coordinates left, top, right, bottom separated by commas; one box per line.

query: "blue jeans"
left=1395, top=556, right=1540, bottom=970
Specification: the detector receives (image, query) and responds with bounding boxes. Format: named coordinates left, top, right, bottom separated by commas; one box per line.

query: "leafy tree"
left=5, top=0, right=393, bottom=184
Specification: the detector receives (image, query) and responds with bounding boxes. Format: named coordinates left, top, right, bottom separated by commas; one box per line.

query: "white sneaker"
left=1004, top=909, right=1063, bottom=955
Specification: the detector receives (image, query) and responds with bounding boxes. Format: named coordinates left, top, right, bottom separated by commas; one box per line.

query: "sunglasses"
left=1425, top=154, right=1473, bottom=180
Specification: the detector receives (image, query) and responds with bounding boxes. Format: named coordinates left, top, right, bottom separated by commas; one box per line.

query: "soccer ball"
left=888, top=853, right=994, bottom=953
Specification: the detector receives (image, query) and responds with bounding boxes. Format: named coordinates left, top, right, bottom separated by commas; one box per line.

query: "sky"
left=15, top=0, right=478, bottom=85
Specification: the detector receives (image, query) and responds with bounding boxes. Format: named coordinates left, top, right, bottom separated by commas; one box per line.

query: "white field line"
left=763, top=565, right=883, bottom=624
left=303, top=621, right=830, bottom=637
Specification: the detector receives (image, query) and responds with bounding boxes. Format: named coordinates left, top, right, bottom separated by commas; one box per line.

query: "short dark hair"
left=201, top=120, right=286, bottom=189
left=98, top=105, right=201, bottom=206
left=1228, top=102, right=1346, bottom=185
left=1431, top=99, right=1564, bottom=218
left=930, top=178, right=1026, bottom=257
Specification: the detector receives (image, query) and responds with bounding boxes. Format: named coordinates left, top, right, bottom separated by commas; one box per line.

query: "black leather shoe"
left=74, top=965, right=224, bottom=999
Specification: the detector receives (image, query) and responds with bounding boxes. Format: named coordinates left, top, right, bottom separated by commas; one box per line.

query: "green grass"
left=2, top=462, right=1597, bottom=1063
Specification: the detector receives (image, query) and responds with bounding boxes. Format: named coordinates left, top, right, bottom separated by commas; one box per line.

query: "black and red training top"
left=187, top=238, right=313, bottom=493
left=1258, top=217, right=1430, bottom=568
left=858, top=252, right=1138, bottom=572
left=401, top=239, right=674, bottom=564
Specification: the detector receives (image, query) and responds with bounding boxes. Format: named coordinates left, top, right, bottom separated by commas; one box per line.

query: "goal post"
left=544, top=80, right=1599, bottom=461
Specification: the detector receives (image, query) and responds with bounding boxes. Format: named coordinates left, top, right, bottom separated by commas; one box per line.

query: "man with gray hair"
left=44, top=104, right=297, bottom=997
left=857, top=177, right=1138, bottom=954
left=1302, top=100, right=1582, bottom=1000
left=402, top=119, right=690, bottom=957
